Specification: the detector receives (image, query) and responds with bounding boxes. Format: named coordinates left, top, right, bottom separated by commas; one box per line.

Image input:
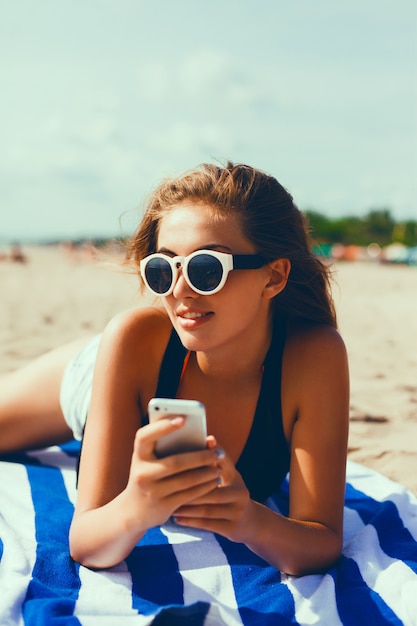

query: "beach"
left=1, top=245, right=416, bottom=494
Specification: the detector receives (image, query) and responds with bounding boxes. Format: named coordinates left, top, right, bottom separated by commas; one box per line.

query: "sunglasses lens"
left=188, top=254, right=223, bottom=292
left=144, top=257, right=173, bottom=294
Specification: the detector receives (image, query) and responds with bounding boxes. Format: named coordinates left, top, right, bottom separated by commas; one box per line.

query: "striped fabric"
left=0, top=442, right=416, bottom=625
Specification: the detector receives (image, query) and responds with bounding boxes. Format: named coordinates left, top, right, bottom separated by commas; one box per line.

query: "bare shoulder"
left=94, top=306, right=173, bottom=408
left=101, top=305, right=172, bottom=354
left=285, top=323, right=348, bottom=371
left=284, top=323, right=349, bottom=400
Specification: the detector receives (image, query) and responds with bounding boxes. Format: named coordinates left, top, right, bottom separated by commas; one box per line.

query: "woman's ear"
left=263, top=258, right=291, bottom=299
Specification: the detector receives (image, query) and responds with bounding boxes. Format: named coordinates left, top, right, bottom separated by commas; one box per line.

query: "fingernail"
left=215, top=448, right=225, bottom=460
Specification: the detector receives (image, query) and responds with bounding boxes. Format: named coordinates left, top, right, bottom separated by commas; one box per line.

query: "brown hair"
left=125, top=162, right=337, bottom=327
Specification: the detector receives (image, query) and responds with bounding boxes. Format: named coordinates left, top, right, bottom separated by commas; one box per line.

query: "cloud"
left=137, top=48, right=267, bottom=115
left=1, top=0, right=415, bottom=241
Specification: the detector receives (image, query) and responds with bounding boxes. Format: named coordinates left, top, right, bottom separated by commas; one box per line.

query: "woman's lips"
left=181, top=311, right=206, bottom=319
left=176, top=308, right=213, bottom=327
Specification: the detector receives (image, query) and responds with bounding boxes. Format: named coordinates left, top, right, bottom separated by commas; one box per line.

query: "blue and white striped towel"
left=0, top=442, right=416, bottom=625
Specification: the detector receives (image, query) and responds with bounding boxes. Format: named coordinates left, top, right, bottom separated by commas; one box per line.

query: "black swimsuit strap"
left=155, top=330, right=188, bottom=399
left=141, top=331, right=188, bottom=427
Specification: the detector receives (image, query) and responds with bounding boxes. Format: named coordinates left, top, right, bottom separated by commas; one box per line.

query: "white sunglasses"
left=140, top=249, right=266, bottom=296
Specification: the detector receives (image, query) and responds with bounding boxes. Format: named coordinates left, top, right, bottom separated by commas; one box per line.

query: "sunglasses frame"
left=140, top=249, right=267, bottom=296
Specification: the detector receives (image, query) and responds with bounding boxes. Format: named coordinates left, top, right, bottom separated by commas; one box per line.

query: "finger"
left=133, top=446, right=225, bottom=491
left=130, top=455, right=221, bottom=503
left=160, top=447, right=225, bottom=477
left=133, top=417, right=185, bottom=458
left=174, top=502, right=231, bottom=520
left=205, top=435, right=217, bottom=449
left=162, top=464, right=222, bottom=495
left=164, top=473, right=222, bottom=510
left=173, top=515, right=231, bottom=537
left=174, top=484, right=236, bottom=514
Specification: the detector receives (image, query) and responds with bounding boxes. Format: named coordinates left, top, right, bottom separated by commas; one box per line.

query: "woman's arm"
left=173, top=326, right=350, bottom=576
left=69, top=309, right=222, bottom=569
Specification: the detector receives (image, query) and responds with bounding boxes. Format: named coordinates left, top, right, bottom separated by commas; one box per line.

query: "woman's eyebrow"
left=156, top=244, right=233, bottom=255
left=201, top=243, right=233, bottom=253
left=156, top=247, right=176, bottom=255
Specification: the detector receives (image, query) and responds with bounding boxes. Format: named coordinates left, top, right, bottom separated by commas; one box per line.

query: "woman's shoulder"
left=105, top=305, right=171, bottom=335
left=92, top=306, right=174, bottom=413
left=286, top=322, right=345, bottom=350
left=284, top=322, right=348, bottom=381
left=99, top=306, right=173, bottom=365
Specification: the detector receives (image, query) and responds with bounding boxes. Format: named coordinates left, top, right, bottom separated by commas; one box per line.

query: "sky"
left=1, top=0, right=416, bottom=242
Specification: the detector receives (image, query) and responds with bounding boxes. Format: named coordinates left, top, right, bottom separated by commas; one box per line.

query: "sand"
left=1, top=245, right=416, bottom=493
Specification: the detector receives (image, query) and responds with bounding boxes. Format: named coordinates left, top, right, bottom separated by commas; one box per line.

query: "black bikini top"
left=150, top=323, right=290, bottom=502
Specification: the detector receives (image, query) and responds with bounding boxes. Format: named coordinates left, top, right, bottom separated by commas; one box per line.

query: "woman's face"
left=156, top=202, right=273, bottom=355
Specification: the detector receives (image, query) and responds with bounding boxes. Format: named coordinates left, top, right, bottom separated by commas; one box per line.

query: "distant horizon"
left=2, top=205, right=415, bottom=248
left=3, top=190, right=416, bottom=245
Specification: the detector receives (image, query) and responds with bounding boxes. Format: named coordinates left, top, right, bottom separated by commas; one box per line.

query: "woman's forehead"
left=157, top=203, right=252, bottom=253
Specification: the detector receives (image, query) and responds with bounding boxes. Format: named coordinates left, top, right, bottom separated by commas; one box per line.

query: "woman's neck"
left=192, top=322, right=273, bottom=384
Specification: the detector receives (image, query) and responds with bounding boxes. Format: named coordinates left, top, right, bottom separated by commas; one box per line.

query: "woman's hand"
left=172, top=450, right=255, bottom=544
left=70, top=414, right=225, bottom=570
left=124, top=418, right=224, bottom=531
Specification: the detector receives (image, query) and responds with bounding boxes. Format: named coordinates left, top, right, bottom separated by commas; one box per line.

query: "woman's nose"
left=172, top=269, right=198, bottom=298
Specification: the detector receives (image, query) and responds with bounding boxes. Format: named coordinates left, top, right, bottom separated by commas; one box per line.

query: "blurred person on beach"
left=0, top=242, right=28, bottom=263
left=10, top=243, right=27, bottom=263
left=0, top=163, right=349, bottom=575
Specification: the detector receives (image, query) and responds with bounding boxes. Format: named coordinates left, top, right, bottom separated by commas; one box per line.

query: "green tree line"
left=305, top=209, right=417, bottom=248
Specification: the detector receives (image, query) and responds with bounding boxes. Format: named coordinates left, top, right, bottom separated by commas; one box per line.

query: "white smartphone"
left=148, top=398, right=207, bottom=457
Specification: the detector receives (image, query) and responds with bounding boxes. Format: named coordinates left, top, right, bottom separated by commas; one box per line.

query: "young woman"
left=0, top=162, right=349, bottom=575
